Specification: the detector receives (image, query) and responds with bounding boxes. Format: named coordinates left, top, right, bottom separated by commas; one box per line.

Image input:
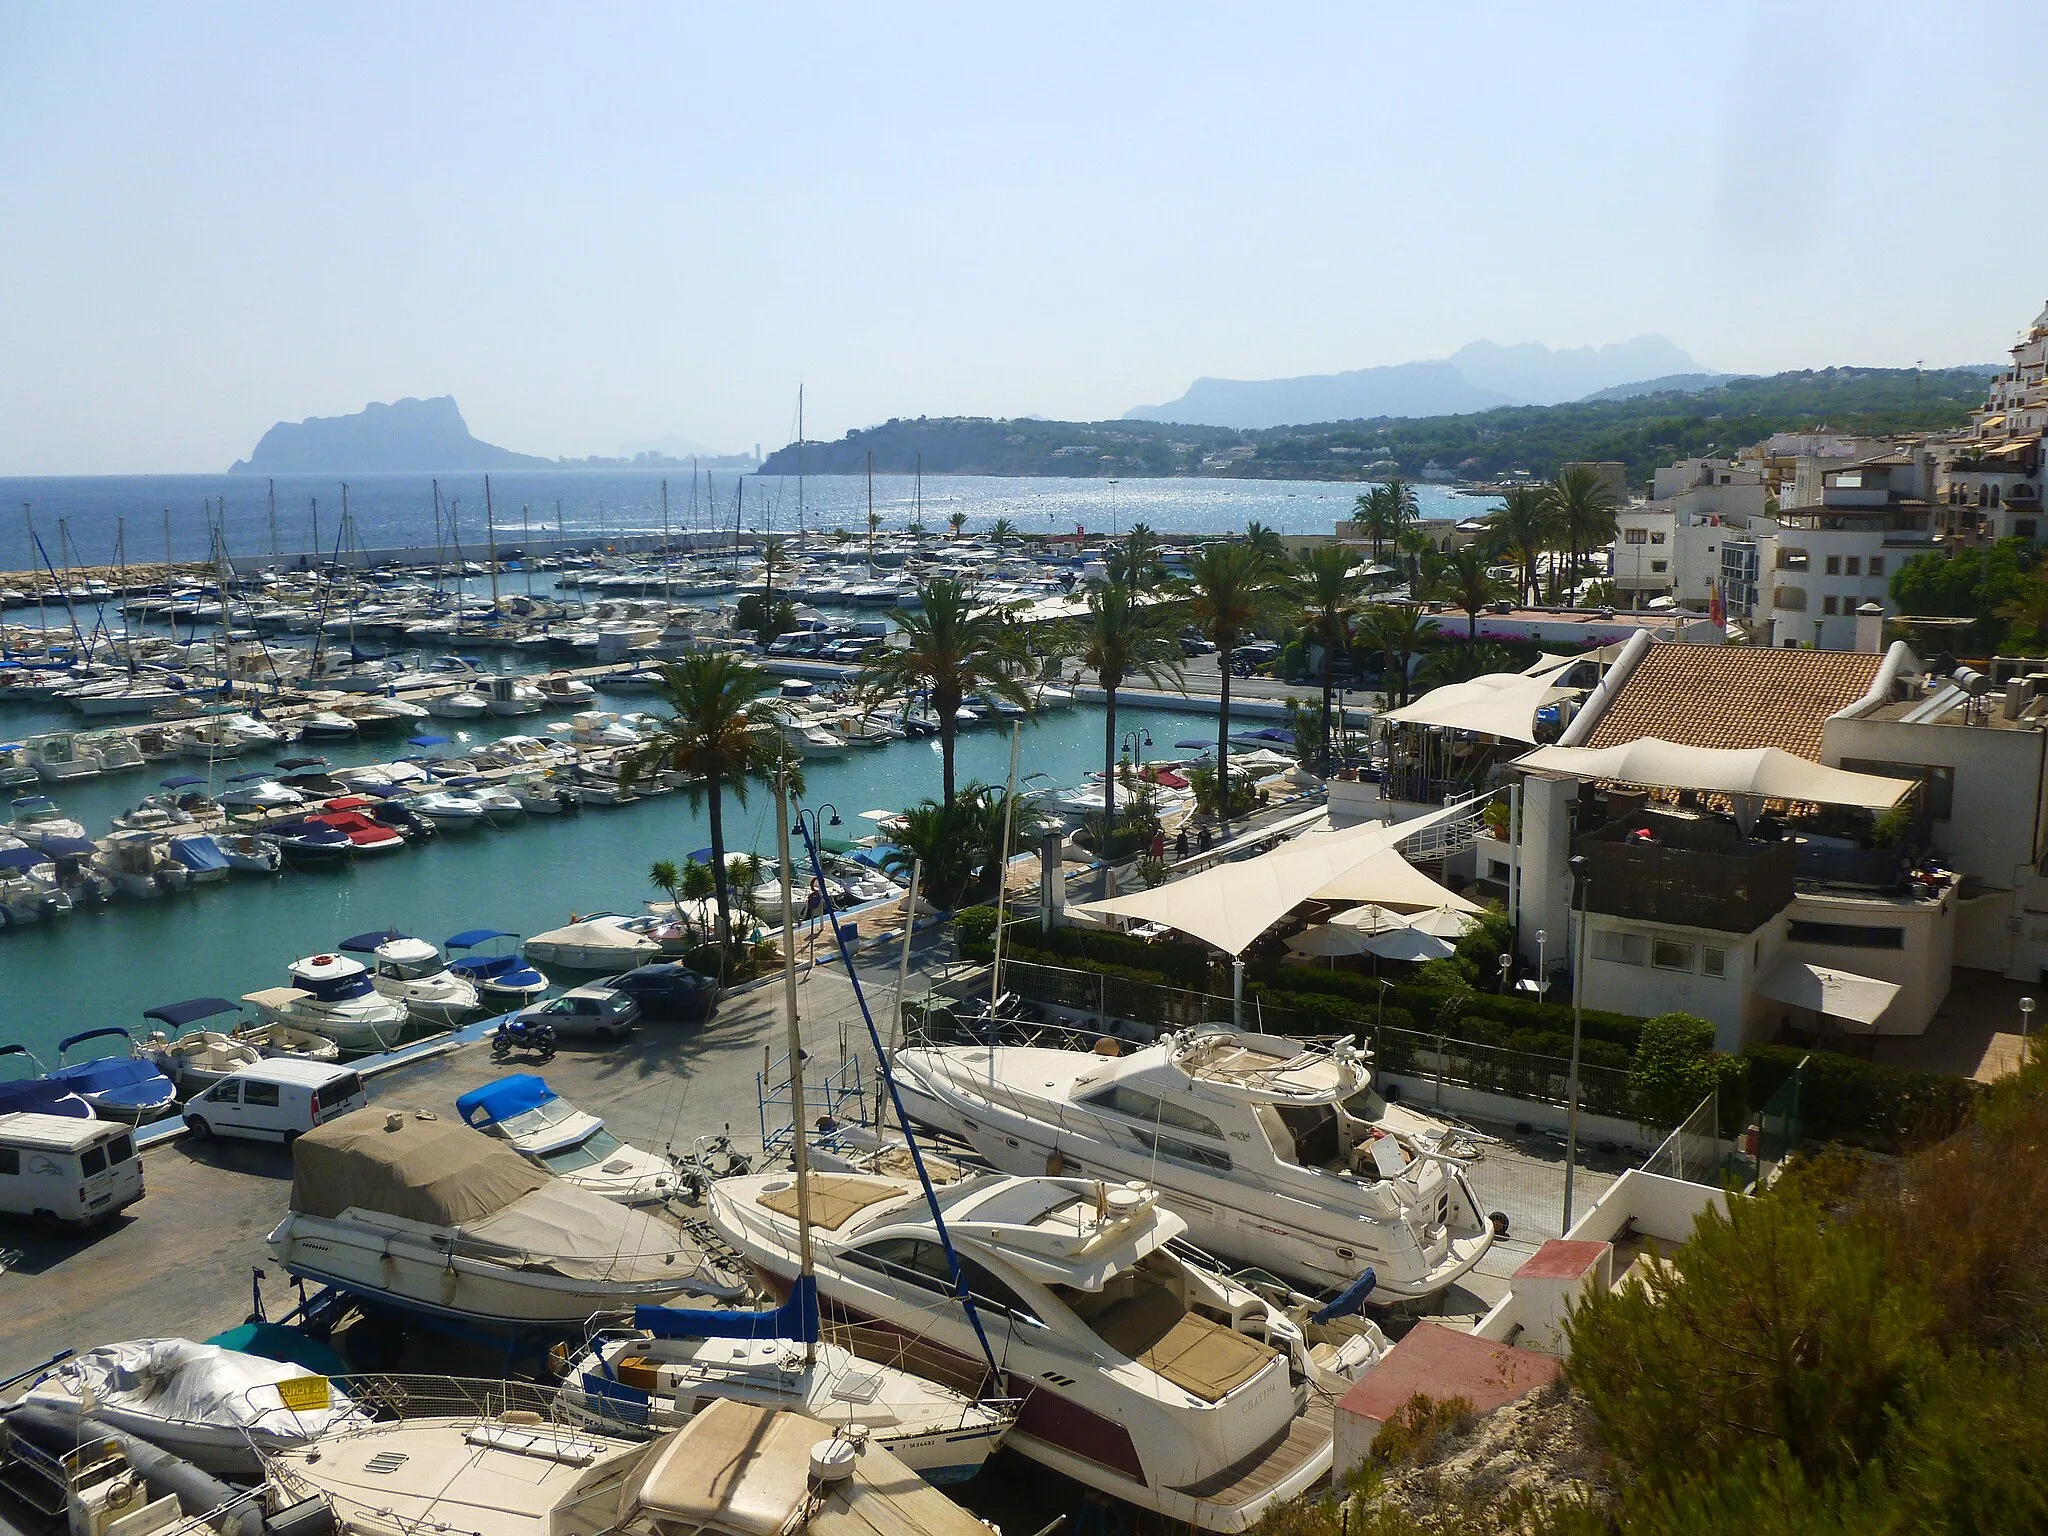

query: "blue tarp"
left=338, top=928, right=405, bottom=953
left=169, top=835, right=230, bottom=873
left=161, top=775, right=207, bottom=789
left=456, top=1072, right=556, bottom=1128
left=40, top=836, right=97, bottom=857
left=634, top=1275, right=819, bottom=1345
left=227, top=770, right=276, bottom=783
left=142, top=996, right=239, bottom=1028
left=0, top=847, right=49, bottom=871
left=407, top=735, right=449, bottom=747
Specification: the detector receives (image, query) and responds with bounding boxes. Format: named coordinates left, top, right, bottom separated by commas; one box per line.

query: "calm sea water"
left=0, top=471, right=1497, bottom=569
left=0, top=694, right=1222, bottom=1063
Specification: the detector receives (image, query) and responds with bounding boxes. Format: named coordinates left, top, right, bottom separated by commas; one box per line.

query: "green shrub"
left=954, top=905, right=1000, bottom=957
left=1744, top=1044, right=1978, bottom=1148
left=1630, top=1012, right=1746, bottom=1128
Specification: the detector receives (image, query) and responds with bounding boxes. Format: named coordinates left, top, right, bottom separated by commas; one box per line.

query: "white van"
left=0, top=1112, right=145, bottom=1231
left=182, top=1060, right=367, bottom=1145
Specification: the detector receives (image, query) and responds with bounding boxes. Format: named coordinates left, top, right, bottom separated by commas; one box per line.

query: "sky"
left=3, top=1, right=2044, bottom=474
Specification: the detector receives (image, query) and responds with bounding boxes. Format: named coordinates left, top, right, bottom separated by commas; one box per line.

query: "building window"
left=1826, top=555, right=1841, bottom=575
left=1626, top=528, right=1647, bottom=545
left=1846, top=556, right=1861, bottom=575
left=2019, top=519, right=2039, bottom=540
left=1785, top=920, right=1906, bottom=949
left=1839, top=759, right=1953, bottom=820
left=1487, top=859, right=1510, bottom=880
left=1594, top=930, right=1646, bottom=966
left=1702, top=947, right=1727, bottom=978
left=1869, top=557, right=1885, bottom=576
left=1651, top=532, right=1666, bottom=544
left=1652, top=938, right=1695, bottom=972
left=1823, top=595, right=1839, bottom=615
left=1778, top=549, right=1809, bottom=570
left=1774, top=585, right=1808, bottom=611
left=1651, top=560, right=1668, bottom=573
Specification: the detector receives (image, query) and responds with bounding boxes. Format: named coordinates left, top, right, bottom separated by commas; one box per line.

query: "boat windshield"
left=497, top=1098, right=580, bottom=1138
left=538, top=1127, right=624, bottom=1173
left=379, top=955, right=446, bottom=982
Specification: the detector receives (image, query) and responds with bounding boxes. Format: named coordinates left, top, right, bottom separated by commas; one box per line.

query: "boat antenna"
left=484, top=475, right=500, bottom=615
left=793, top=810, right=1005, bottom=1388
left=885, top=857, right=922, bottom=1136
left=661, top=479, right=671, bottom=600
left=774, top=755, right=818, bottom=1366
left=987, top=723, right=1022, bottom=1087
left=267, top=478, right=279, bottom=561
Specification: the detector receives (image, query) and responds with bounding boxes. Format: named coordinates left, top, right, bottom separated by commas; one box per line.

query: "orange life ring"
left=310, top=954, right=335, bottom=965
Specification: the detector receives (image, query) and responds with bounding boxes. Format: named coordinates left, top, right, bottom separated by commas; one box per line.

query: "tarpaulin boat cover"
left=457, top=1179, right=714, bottom=1283
left=24, top=1338, right=363, bottom=1442
left=290, top=1107, right=547, bottom=1224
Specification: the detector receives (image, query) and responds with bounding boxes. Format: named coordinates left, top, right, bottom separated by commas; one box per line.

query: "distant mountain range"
left=1126, top=336, right=1722, bottom=429
left=229, top=397, right=552, bottom=474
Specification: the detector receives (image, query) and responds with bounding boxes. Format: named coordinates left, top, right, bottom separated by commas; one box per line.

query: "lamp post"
left=1563, top=858, right=1588, bottom=1233
left=1535, top=929, right=1547, bottom=999
left=1120, top=727, right=1153, bottom=770
left=1498, top=953, right=1513, bottom=995
left=2022, top=995, right=2037, bottom=1049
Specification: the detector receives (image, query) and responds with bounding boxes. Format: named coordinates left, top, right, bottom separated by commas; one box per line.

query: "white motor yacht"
left=140, top=1019, right=266, bottom=1095
left=536, top=673, right=597, bottom=704
left=446, top=784, right=525, bottom=825
left=9, top=795, right=87, bottom=849
left=524, top=913, right=664, bottom=971
left=26, top=733, right=103, bottom=782
left=890, top=1026, right=1493, bottom=1303
left=548, top=710, right=645, bottom=747
left=409, top=789, right=490, bottom=831
left=338, top=929, right=483, bottom=1026
left=427, top=687, right=491, bottom=719
left=219, top=772, right=306, bottom=811
left=268, top=1107, right=746, bottom=1324
left=712, top=1171, right=1388, bottom=1532
left=244, top=953, right=412, bottom=1052
left=486, top=675, right=546, bottom=716
left=456, top=1074, right=675, bottom=1205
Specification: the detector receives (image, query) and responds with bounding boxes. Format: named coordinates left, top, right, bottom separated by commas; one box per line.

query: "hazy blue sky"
left=4, top=2, right=2042, bottom=473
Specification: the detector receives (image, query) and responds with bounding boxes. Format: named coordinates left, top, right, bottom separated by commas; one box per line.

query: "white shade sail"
left=1515, top=738, right=1916, bottom=811
left=1310, top=848, right=1488, bottom=912
left=1755, top=957, right=1900, bottom=1026
left=1380, top=671, right=1571, bottom=744
left=1072, top=796, right=1484, bottom=956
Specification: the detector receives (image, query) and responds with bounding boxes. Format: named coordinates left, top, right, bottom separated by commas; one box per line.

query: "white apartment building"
left=1938, top=302, right=2048, bottom=542
left=1611, top=458, right=1770, bottom=611
left=1754, top=448, right=1938, bottom=649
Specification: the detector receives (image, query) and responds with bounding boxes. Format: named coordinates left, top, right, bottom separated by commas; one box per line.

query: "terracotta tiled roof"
left=1582, top=644, right=1885, bottom=762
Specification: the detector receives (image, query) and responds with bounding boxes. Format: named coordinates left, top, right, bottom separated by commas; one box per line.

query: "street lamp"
left=1498, top=953, right=1513, bottom=995
left=1121, top=727, right=1153, bottom=768
left=1535, top=929, right=1547, bottom=999
left=1563, top=858, right=1589, bottom=1233
left=2022, top=995, right=2037, bottom=1046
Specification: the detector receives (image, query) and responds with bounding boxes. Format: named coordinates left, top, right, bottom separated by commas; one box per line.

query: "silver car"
left=513, top=985, right=641, bottom=1042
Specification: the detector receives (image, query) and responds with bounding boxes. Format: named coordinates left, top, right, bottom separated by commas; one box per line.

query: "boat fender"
left=1045, top=1149, right=1065, bottom=1176
left=809, top=1438, right=859, bottom=1485
left=1, top=1403, right=258, bottom=1536
left=1091, top=1038, right=1121, bottom=1057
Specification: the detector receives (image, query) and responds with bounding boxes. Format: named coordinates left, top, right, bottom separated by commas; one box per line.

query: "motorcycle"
left=490, top=1015, right=557, bottom=1063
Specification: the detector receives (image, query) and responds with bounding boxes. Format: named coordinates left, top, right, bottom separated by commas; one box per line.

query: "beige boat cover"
left=760, top=1173, right=909, bottom=1232
left=290, top=1107, right=547, bottom=1224
left=457, top=1180, right=708, bottom=1283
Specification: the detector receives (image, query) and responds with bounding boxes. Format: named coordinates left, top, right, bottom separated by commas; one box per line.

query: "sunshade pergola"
left=1380, top=671, right=1571, bottom=744
left=1306, top=847, right=1487, bottom=912
left=1514, top=739, right=1916, bottom=811
left=1072, top=796, right=1483, bottom=957
left=1755, top=957, right=1900, bottom=1028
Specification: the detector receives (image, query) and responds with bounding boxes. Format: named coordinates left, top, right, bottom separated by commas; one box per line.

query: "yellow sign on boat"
left=275, top=1376, right=331, bottom=1413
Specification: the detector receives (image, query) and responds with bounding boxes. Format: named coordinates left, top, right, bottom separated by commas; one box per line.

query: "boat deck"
left=1172, top=1392, right=1336, bottom=1506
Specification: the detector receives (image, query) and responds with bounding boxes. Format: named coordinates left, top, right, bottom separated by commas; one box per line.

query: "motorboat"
left=139, top=998, right=266, bottom=1094
left=564, top=761, right=640, bottom=807
left=245, top=953, right=412, bottom=1052
left=0, top=1043, right=93, bottom=1118
left=535, top=673, right=597, bottom=704
left=21, top=1337, right=367, bottom=1479
left=711, top=1171, right=1388, bottom=1531
left=66, top=682, right=183, bottom=716
left=444, top=782, right=526, bottom=825
left=297, top=710, right=360, bottom=741
left=455, top=1074, right=675, bottom=1205
left=890, top=1027, right=1493, bottom=1303
left=525, top=913, right=664, bottom=971
left=307, top=806, right=407, bottom=854
left=338, top=929, right=482, bottom=1026
left=265, top=1395, right=994, bottom=1536
left=270, top=822, right=356, bottom=866
left=471, top=734, right=574, bottom=771
left=511, top=774, right=576, bottom=813
left=10, top=795, right=87, bottom=849
left=485, top=675, right=545, bottom=716
left=167, top=832, right=232, bottom=884
left=111, top=792, right=198, bottom=833
left=445, top=929, right=551, bottom=1003
left=334, top=759, right=433, bottom=791
left=89, top=732, right=146, bottom=771
left=95, top=830, right=193, bottom=898
left=603, top=667, right=667, bottom=693
left=218, top=832, right=284, bottom=874
left=548, top=710, right=646, bottom=747
left=49, top=1028, right=179, bottom=1121
left=426, top=687, right=490, bottom=719
left=268, top=1106, right=747, bottom=1323
left=219, top=772, right=306, bottom=811
left=410, top=789, right=490, bottom=831
left=0, top=744, right=40, bottom=790
left=339, top=696, right=430, bottom=732
left=26, top=733, right=103, bottom=782
left=176, top=719, right=244, bottom=761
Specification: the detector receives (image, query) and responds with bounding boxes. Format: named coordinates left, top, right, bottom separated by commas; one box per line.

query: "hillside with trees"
left=761, top=368, right=1990, bottom=491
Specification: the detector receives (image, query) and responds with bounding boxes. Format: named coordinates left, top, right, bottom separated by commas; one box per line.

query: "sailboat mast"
left=867, top=450, right=875, bottom=577
left=23, top=504, right=46, bottom=646
left=432, top=480, right=445, bottom=594
left=341, top=482, right=356, bottom=652
left=774, top=769, right=817, bottom=1365
left=521, top=505, right=534, bottom=597
left=267, top=479, right=279, bottom=560
left=661, top=479, right=671, bottom=599
left=797, top=384, right=805, bottom=548
left=484, top=475, right=500, bottom=613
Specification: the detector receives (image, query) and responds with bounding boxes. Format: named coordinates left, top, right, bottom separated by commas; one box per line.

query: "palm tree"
left=1549, top=465, right=1619, bottom=607
left=620, top=653, right=782, bottom=948
left=761, top=536, right=788, bottom=608
left=1186, top=541, right=1273, bottom=830
left=1109, top=522, right=1166, bottom=588
left=1485, top=486, right=1554, bottom=606
left=1416, top=642, right=1517, bottom=689
left=648, top=859, right=682, bottom=911
left=947, top=510, right=968, bottom=539
left=858, top=578, right=1032, bottom=808
left=1080, top=582, right=1185, bottom=853
left=1244, top=521, right=1288, bottom=568
left=1441, top=547, right=1505, bottom=641
left=1352, top=484, right=1395, bottom=564
left=907, top=516, right=927, bottom=540
left=881, top=783, right=1053, bottom=910
left=1294, top=545, right=1362, bottom=772
left=1357, top=603, right=1430, bottom=707
left=990, top=517, right=1018, bottom=546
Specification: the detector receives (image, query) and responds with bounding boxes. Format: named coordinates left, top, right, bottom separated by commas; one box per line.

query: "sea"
left=0, top=471, right=1497, bottom=569
left=0, top=472, right=1498, bottom=1073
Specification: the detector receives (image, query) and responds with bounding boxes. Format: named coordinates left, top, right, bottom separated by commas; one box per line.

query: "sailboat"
left=555, top=776, right=1013, bottom=1483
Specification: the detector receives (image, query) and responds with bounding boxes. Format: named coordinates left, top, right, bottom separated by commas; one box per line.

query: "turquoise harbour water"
left=0, top=695, right=1220, bottom=1063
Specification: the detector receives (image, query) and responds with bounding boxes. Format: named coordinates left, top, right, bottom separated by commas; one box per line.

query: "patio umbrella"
left=1330, top=903, right=1412, bottom=935
left=1362, top=926, right=1457, bottom=963
left=1405, top=906, right=1481, bottom=939
left=1285, top=923, right=1379, bottom=958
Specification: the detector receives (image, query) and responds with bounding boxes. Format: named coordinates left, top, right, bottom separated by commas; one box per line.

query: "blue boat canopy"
left=227, top=770, right=277, bottom=782
left=142, top=996, right=240, bottom=1028
left=161, top=775, right=206, bottom=788
left=1174, top=738, right=1215, bottom=751
left=456, top=1073, right=557, bottom=1128
left=338, top=928, right=406, bottom=953
left=169, top=835, right=230, bottom=872
left=40, top=836, right=97, bottom=858
left=446, top=929, right=517, bottom=950
left=635, top=1275, right=819, bottom=1345
left=0, top=847, right=49, bottom=871
left=407, top=735, right=449, bottom=747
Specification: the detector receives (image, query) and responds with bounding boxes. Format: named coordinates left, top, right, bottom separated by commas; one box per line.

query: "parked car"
left=594, top=963, right=720, bottom=1023
left=1229, top=640, right=1282, bottom=676
left=511, top=985, right=642, bottom=1042
left=1180, top=629, right=1218, bottom=657
left=182, top=1060, right=367, bottom=1145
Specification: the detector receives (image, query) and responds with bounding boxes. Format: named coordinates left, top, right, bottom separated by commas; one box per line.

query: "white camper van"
left=0, top=1113, right=145, bottom=1231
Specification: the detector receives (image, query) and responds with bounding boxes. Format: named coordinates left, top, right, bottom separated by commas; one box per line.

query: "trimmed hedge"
left=1743, top=1044, right=1978, bottom=1149
left=1246, top=964, right=1648, bottom=1050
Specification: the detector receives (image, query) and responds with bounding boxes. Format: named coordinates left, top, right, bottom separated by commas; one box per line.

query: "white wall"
left=1778, top=885, right=1956, bottom=1036
left=1579, top=913, right=1778, bottom=1052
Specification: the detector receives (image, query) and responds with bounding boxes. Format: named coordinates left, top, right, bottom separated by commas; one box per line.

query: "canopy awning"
left=142, top=997, right=239, bottom=1028
left=1515, top=738, right=1915, bottom=811
left=1756, top=958, right=1899, bottom=1026
left=1071, top=796, right=1482, bottom=956
left=1306, top=846, right=1487, bottom=912
left=1380, top=671, right=1571, bottom=744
